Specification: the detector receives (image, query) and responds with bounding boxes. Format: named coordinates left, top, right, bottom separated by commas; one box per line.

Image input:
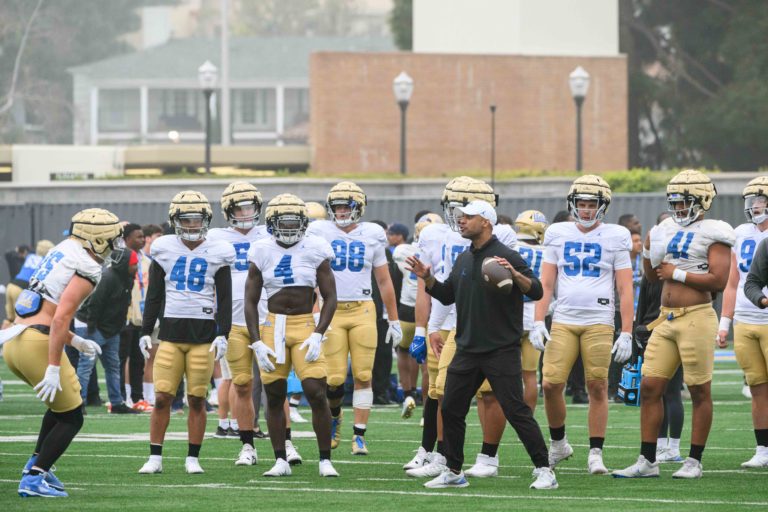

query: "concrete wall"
left=310, top=52, right=627, bottom=175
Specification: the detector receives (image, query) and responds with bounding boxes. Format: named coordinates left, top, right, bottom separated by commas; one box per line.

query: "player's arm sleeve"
left=745, top=239, right=768, bottom=308
left=141, top=261, right=166, bottom=336
left=426, top=260, right=457, bottom=305
left=214, top=265, right=232, bottom=338
left=427, top=299, right=450, bottom=334
left=509, top=249, right=542, bottom=300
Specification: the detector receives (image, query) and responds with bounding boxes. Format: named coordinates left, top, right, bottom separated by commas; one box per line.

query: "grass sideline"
left=0, top=360, right=764, bottom=511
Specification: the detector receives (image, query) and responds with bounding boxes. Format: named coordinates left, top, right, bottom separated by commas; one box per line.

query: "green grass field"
left=0, top=359, right=765, bottom=511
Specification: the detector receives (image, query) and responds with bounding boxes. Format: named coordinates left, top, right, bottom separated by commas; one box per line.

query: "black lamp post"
left=569, top=66, right=590, bottom=172
left=198, top=60, right=218, bottom=174
left=393, top=71, right=414, bottom=176
left=490, top=104, right=497, bottom=189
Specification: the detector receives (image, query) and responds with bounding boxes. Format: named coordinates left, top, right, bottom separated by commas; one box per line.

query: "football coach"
left=406, top=200, right=557, bottom=490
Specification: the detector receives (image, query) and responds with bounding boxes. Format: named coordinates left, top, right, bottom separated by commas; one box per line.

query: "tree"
left=389, top=0, right=412, bottom=50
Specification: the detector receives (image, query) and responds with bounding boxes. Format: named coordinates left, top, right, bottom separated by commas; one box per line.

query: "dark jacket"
left=632, top=275, right=663, bottom=359
left=745, top=237, right=768, bottom=308
left=76, top=249, right=136, bottom=339
left=427, top=235, right=542, bottom=354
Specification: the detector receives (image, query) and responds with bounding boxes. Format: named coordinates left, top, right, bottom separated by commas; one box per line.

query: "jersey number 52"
left=563, top=242, right=602, bottom=277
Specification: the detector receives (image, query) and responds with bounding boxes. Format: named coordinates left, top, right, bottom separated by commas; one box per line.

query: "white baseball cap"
left=456, top=200, right=497, bottom=225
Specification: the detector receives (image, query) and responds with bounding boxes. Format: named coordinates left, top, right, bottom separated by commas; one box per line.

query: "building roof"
left=69, top=36, right=395, bottom=82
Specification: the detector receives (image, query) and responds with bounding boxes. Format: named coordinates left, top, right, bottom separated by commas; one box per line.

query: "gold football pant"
left=260, top=312, right=327, bottom=385
left=153, top=341, right=214, bottom=398
left=325, top=301, right=377, bottom=387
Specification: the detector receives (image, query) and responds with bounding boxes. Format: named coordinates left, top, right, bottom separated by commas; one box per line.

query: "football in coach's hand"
left=482, top=257, right=514, bottom=294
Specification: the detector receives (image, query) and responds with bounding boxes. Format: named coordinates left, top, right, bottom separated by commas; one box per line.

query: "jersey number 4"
left=563, top=242, right=602, bottom=277
left=170, top=256, right=208, bottom=292
left=331, top=240, right=365, bottom=272
left=274, top=255, right=295, bottom=284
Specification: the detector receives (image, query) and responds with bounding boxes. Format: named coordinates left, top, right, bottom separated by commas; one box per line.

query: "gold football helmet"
left=440, top=177, right=498, bottom=231
left=666, top=169, right=716, bottom=227
left=567, top=174, right=612, bottom=228
left=265, top=193, right=309, bottom=244
left=742, top=176, right=768, bottom=225
left=169, top=190, right=213, bottom=241
left=305, top=201, right=326, bottom=222
left=221, top=181, right=262, bottom=229
left=326, top=181, right=367, bottom=227
left=414, top=212, right=444, bottom=242
left=514, top=210, right=548, bottom=244
left=35, top=239, right=54, bottom=257
left=70, top=208, right=124, bottom=260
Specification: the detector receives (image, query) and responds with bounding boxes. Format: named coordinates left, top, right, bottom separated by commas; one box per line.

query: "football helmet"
left=35, top=239, right=54, bottom=257
left=414, top=213, right=443, bottom=242
left=221, top=181, right=262, bottom=229
left=265, top=193, right=309, bottom=244
left=305, top=201, right=326, bottom=222
left=169, top=190, right=213, bottom=242
left=666, top=169, right=716, bottom=227
left=514, top=210, right=548, bottom=244
left=742, top=176, right=768, bottom=225
left=440, top=177, right=498, bottom=231
left=567, top=174, right=612, bottom=228
left=69, top=208, right=124, bottom=261
left=326, top=181, right=366, bottom=227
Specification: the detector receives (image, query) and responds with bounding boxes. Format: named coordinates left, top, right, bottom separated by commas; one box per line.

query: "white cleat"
left=138, top=457, right=163, bottom=474
left=424, top=469, right=469, bottom=489
left=401, top=396, right=416, bottom=419
left=548, top=437, right=574, bottom=468
left=612, top=455, right=659, bottom=478
left=263, top=458, right=292, bottom=477
left=406, top=453, right=447, bottom=478
left=741, top=448, right=768, bottom=468
left=530, top=467, right=558, bottom=489
left=403, top=446, right=429, bottom=470
left=657, top=447, right=683, bottom=463
left=184, top=457, right=204, bottom=474
left=235, top=444, right=258, bottom=466
left=319, top=459, right=340, bottom=477
left=464, top=453, right=499, bottom=478
left=588, top=448, right=608, bottom=474
left=289, top=406, right=309, bottom=423
left=286, top=440, right=303, bottom=465
left=672, top=457, right=702, bottom=479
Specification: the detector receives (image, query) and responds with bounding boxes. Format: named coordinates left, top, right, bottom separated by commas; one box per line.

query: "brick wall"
left=310, top=52, right=627, bottom=175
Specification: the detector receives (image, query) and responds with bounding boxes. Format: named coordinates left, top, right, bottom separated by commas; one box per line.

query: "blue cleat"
left=18, top=473, right=68, bottom=498
left=23, top=456, right=65, bottom=491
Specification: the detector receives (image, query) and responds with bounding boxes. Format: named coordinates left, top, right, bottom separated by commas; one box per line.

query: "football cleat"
left=286, top=440, right=303, bottom=465
left=18, top=473, right=68, bottom=498
left=464, top=453, right=499, bottom=478
left=672, top=457, right=702, bottom=479
left=588, top=448, right=609, bottom=474
left=548, top=437, right=574, bottom=467
left=138, top=458, right=163, bottom=474
left=263, top=458, right=291, bottom=477
left=330, top=411, right=343, bottom=449
left=213, top=426, right=229, bottom=439
left=741, top=448, right=768, bottom=468
left=23, top=456, right=64, bottom=491
left=184, top=457, right=204, bottom=474
left=227, top=427, right=240, bottom=439
left=657, top=447, right=683, bottom=463
left=132, top=400, right=154, bottom=413
left=319, top=459, right=340, bottom=477
left=406, top=453, right=447, bottom=478
left=235, top=444, right=257, bottom=466
left=424, top=469, right=469, bottom=489
left=351, top=435, right=369, bottom=455
left=289, top=406, right=309, bottom=424
left=403, top=446, right=429, bottom=470
left=612, top=455, right=659, bottom=478
left=401, top=396, right=416, bottom=419
left=530, top=467, right=558, bottom=490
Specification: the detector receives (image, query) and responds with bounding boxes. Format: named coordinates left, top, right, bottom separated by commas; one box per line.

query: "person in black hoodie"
left=74, top=249, right=139, bottom=414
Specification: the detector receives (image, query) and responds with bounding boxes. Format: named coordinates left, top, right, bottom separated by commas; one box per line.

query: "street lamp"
left=490, top=104, right=497, bottom=189
left=568, top=66, right=590, bottom=172
left=393, top=71, right=414, bottom=176
left=198, top=60, right=218, bottom=174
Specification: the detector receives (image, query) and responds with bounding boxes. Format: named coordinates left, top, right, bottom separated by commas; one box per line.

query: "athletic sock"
left=668, top=438, right=680, bottom=451
left=230, top=419, right=239, bottom=430
left=319, top=449, right=331, bottom=460
left=641, top=441, right=656, bottom=463
left=219, top=419, right=230, bottom=429
left=436, top=441, right=444, bottom=455
left=421, top=397, right=438, bottom=452
left=289, top=396, right=301, bottom=407
left=549, top=425, right=565, bottom=441
left=755, top=429, right=768, bottom=447
left=150, top=443, right=163, bottom=456
left=274, top=449, right=287, bottom=461
left=214, top=378, right=222, bottom=390
left=330, top=406, right=341, bottom=418
left=188, top=443, right=201, bottom=458
left=689, top=444, right=705, bottom=462
left=656, top=437, right=668, bottom=450
left=285, top=428, right=292, bottom=441
left=481, top=442, right=499, bottom=458
left=353, top=424, right=366, bottom=437
left=240, top=429, right=254, bottom=447
left=589, top=437, right=604, bottom=450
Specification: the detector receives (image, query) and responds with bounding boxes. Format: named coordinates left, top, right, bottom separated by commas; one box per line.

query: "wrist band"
left=642, top=247, right=651, bottom=259
left=415, top=327, right=426, bottom=337
left=672, top=268, right=687, bottom=283
left=718, top=317, right=732, bottom=332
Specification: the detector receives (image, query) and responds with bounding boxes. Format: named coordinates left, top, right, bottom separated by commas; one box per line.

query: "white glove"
left=385, top=320, right=403, bottom=346
left=612, top=332, right=633, bottom=363
left=70, top=335, right=102, bottom=360
left=649, top=225, right=666, bottom=268
left=209, top=335, right=228, bottom=361
left=34, top=365, right=62, bottom=403
left=250, top=340, right=276, bottom=372
left=299, top=332, right=324, bottom=362
left=139, top=335, right=153, bottom=360
left=529, top=321, right=551, bottom=352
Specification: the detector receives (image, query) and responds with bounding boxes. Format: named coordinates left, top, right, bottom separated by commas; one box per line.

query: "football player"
left=138, top=191, right=235, bottom=475
left=514, top=210, right=549, bottom=411
left=307, top=181, right=402, bottom=454
left=207, top=182, right=271, bottom=466
left=245, top=194, right=339, bottom=477
left=613, top=170, right=735, bottom=479
left=2, top=208, right=122, bottom=497
left=406, top=177, right=518, bottom=479
left=532, top=174, right=634, bottom=475
left=718, top=176, right=768, bottom=468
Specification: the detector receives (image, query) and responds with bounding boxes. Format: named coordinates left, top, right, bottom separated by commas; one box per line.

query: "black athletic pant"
left=441, top=344, right=549, bottom=471
left=119, top=325, right=144, bottom=403
left=372, top=318, right=392, bottom=401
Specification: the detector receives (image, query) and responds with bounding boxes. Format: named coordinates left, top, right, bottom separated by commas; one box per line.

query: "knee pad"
left=326, top=386, right=345, bottom=401
left=352, top=387, right=373, bottom=410
left=354, top=369, right=372, bottom=383
left=53, top=407, right=84, bottom=430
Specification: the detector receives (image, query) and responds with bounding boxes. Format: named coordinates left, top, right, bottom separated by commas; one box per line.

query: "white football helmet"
left=169, top=190, right=213, bottom=242
left=666, top=169, right=716, bottom=227
left=567, top=174, right=612, bottom=228
left=514, top=210, right=548, bottom=244
left=326, top=181, right=366, bottom=227
left=265, top=194, right=309, bottom=244
left=221, top=181, right=262, bottom=229
left=440, top=177, right=498, bottom=231
left=70, top=208, right=124, bottom=261
left=743, top=176, right=768, bottom=225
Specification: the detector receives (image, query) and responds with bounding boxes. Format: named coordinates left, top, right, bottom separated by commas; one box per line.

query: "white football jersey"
left=151, top=235, right=236, bottom=321
left=307, top=220, right=387, bottom=301
left=248, top=234, right=334, bottom=299
left=392, top=242, right=419, bottom=307
left=651, top=217, right=735, bottom=274
left=543, top=222, right=632, bottom=326
left=208, top=226, right=270, bottom=326
left=732, top=222, right=768, bottom=324
left=517, top=240, right=546, bottom=331
left=30, top=238, right=103, bottom=305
